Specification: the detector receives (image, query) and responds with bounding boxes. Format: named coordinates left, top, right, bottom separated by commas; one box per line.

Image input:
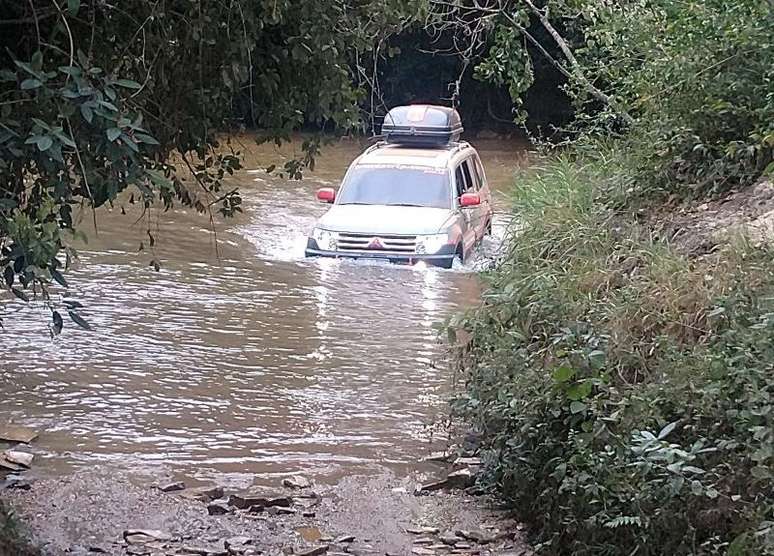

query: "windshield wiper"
left=387, top=203, right=426, bottom=207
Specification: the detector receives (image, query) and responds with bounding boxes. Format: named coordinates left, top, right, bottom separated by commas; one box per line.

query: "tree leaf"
left=134, top=133, right=159, bottom=145
left=52, top=310, right=63, bottom=336
left=106, top=128, right=121, bottom=142
left=3, top=266, right=14, bottom=288
left=20, top=78, right=43, bottom=90
left=36, top=136, right=53, bottom=152
left=115, top=79, right=142, bottom=89
left=11, top=287, right=29, bottom=302
left=80, top=104, right=94, bottom=123
left=570, top=401, right=586, bottom=414
left=658, top=421, right=678, bottom=440
left=68, top=310, right=92, bottom=330
left=553, top=366, right=575, bottom=383
left=62, top=299, right=83, bottom=309
left=67, top=0, right=80, bottom=15
left=51, top=268, right=68, bottom=288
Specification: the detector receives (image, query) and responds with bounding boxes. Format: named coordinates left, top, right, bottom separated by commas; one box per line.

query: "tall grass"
left=452, top=152, right=774, bottom=555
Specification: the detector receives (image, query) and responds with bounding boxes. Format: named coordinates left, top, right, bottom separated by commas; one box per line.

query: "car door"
left=470, top=153, right=492, bottom=236
left=461, top=157, right=486, bottom=238
left=454, top=160, right=477, bottom=253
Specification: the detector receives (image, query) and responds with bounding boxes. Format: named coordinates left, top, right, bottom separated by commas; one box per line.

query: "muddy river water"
left=0, top=136, right=527, bottom=490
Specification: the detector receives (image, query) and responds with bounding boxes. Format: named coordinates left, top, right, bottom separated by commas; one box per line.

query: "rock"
left=302, top=511, right=316, bottom=518
left=267, top=505, right=296, bottom=515
left=457, top=529, right=496, bottom=544
left=296, top=526, right=322, bottom=542
left=207, top=502, right=231, bottom=515
left=2, top=450, right=33, bottom=467
left=0, top=424, right=39, bottom=444
left=405, top=526, right=439, bottom=535
left=439, top=532, right=461, bottom=545
left=180, top=545, right=228, bottom=556
left=420, top=451, right=452, bottom=463
left=296, top=546, right=329, bottom=556
left=0, top=458, right=24, bottom=472
left=180, top=485, right=224, bottom=503
left=2, top=475, right=32, bottom=490
left=224, top=536, right=253, bottom=555
left=227, top=492, right=292, bottom=510
left=412, top=537, right=434, bottom=544
left=123, top=530, right=174, bottom=544
left=333, top=535, right=355, bottom=543
left=453, top=457, right=482, bottom=467
left=282, top=475, right=312, bottom=489
left=158, top=481, right=186, bottom=492
left=446, top=468, right=476, bottom=489
left=454, top=542, right=473, bottom=549
left=411, top=548, right=436, bottom=556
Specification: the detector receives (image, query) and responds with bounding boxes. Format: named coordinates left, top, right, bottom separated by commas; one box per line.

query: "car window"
left=338, top=165, right=451, bottom=209
left=460, top=159, right=475, bottom=191
left=472, top=156, right=485, bottom=189
left=454, top=166, right=466, bottom=197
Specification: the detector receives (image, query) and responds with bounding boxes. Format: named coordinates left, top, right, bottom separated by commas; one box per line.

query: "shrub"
left=451, top=156, right=774, bottom=555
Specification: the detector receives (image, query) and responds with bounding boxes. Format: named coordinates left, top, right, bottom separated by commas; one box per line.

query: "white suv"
left=305, top=105, right=493, bottom=268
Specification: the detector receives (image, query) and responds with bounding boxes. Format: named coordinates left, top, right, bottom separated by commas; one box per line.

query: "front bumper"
left=304, top=238, right=456, bottom=267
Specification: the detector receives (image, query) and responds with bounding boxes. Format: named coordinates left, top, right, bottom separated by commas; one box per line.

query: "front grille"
left=337, top=232, right=417, bottom=254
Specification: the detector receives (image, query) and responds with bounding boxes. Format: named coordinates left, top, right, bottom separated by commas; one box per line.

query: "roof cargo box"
left=382, top=105, right=463, bottom=146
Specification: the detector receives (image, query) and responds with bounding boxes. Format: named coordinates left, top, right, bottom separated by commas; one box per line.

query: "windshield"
left=337, top=165, right=451, bottom=209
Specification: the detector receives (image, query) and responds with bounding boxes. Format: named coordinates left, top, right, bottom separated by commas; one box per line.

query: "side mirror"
left=460, top=192, right=481, bottom=207
left=316, top=187, right=336, bottom=203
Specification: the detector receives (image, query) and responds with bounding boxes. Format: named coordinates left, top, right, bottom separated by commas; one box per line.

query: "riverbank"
left=450, top=148, right=774, bottom=554
left=2, top=464, right=530, bottom=555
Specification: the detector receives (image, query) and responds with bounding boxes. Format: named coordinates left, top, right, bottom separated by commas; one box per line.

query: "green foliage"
left=577, top=0, right=774, bottom=197
left=0, top=500, right=38, bottom=556
left=0, top=0, right=424, bottom=331
left=473, top=0, right=773, bottom=195
left=452, top=155, right=774, bottom=555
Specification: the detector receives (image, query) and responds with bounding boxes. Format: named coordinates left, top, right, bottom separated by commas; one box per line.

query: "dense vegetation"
left=452, top=1, right=773, bottom=554
left=0, top=0, right=426, bottom=330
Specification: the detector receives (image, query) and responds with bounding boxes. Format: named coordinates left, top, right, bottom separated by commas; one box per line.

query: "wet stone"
left=267, top=505, right=296, bottom=515
left=333, top=535, right=355, bottom=543
left=411, top=548, right=436, bottom=556
left=296, top=546, right=329, bottom=556
left=439, top=532, right=461, bottom=545
left=405, top=526, right=440, bottom=535
left=207, top=502, right=231, bottom=515
left=228, top=492, right=292, bottom=509
left=413, top=537, right=435, bottom=544
left=123, top=529, right=174, bottom=544
left=180, top=545, right=228, bottom=556
left=158, top=481, right=186, bottom=493
left=0, top=424, right=39, bottom=444
left=445, top=468, right=476, bottom=489
left=3, top=450, right=33, bottom=468
left=282, top=475, right=312, bottom=489
left=180, top=486, right=224, bottom=503
left=457, top=529, right=496, bottom=544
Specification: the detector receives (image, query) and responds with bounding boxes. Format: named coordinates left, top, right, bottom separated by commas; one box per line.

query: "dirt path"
left=3, top=466, right=529, bottom=556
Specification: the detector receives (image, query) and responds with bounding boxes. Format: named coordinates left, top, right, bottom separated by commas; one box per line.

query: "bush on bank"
left=0, top=500, right=38, bottom=556
left=451, top=153, right=774, bottom=555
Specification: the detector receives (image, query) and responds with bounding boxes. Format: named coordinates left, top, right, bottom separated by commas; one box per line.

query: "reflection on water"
left=0, top=135, right=527, bottom=487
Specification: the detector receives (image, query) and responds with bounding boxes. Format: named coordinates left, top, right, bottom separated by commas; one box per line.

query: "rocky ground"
left=652, top=179, right=774, bottom=256
left=1, top=431, right=530, bottom=556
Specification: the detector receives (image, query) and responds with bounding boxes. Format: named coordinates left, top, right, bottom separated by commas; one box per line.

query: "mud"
left=4, top=466, right=530, bottom=556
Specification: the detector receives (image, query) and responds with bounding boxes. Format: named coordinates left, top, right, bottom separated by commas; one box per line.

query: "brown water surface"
left=0, top=136, right=527, bottom=489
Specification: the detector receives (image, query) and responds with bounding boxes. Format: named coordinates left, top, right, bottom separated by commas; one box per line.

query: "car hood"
left=316, top=204, right=453, bottom=235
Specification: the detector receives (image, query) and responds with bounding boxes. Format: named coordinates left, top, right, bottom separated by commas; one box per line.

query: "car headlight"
left=312, top=228, right=338, bottom=251
left=415, top=233, right=450, bottom=254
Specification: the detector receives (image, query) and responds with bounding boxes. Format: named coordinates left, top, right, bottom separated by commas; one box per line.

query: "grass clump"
left=0, top=499, right=38, bottom=556
left=451, top=153, right=774, bottom=555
